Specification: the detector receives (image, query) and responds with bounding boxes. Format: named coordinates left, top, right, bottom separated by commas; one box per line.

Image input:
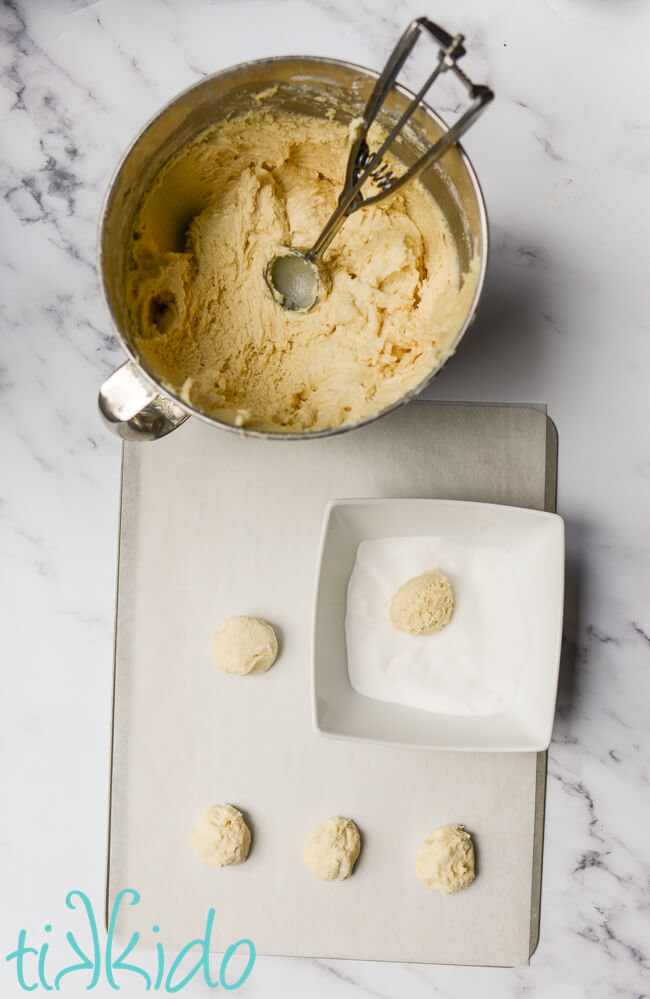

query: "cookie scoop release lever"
left=264, top=16, right=493, bottom=312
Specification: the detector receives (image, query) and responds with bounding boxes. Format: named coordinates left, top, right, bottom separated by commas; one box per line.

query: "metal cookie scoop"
left=264, top=17, right=493, bottom=312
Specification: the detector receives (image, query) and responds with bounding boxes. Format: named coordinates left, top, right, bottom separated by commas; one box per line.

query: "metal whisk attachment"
left=265, top=17, right=493, bottom=312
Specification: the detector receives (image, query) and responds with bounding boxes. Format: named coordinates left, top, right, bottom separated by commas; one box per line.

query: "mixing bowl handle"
left=98, top=361, right=189, bottom=441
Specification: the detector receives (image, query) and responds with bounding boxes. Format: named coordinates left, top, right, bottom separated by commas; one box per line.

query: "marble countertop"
left=1, top=0, right=648, bottom=995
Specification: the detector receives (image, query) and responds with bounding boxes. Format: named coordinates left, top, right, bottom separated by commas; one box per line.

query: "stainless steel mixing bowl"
left=98, top=56, right=489, bottom=441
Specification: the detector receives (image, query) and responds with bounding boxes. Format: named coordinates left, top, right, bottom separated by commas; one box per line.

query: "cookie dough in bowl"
left=211, top=616, right=278, bottom=676
left=124, top=108, right=479, bottom=434
left=303, top=816, right=361, bottom=881
left=390, top=568, right=455, bottom=635
left=191, top=804, right=251, bottom=868
left=416, top=823, right=475, bottom=894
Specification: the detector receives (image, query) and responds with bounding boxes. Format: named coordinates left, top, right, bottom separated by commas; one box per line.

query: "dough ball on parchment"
left=303, top=817, right=361, bottom=882
left=211, top=616, right=278, bottom=675
left=191, top=804, right=251, bottom=868
left=389, top=569, right=454, bottom=635
left=416, top=823, right=475, bottom=894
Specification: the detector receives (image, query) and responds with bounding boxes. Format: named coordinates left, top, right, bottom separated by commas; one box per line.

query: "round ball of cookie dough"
left=303, top=817, right=361, bottom=881
left=211, top=616, right=278, bottom=675
left=389, top=569, right=454, bottom=635
left=416, top=823, right=475, bottom=894
left=191, top=804, right=251, bottom=868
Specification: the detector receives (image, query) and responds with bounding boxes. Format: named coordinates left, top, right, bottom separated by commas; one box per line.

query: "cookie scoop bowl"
left=98, top=55, right=489, bottom=441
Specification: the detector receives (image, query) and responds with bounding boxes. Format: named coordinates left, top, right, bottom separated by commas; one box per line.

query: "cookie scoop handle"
left=98, top=360, right=189, bottom=441
left=307, top=17, right=493, bottom=263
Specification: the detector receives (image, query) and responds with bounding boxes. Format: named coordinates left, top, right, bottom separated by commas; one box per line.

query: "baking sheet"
left=106, top=401, right=557, bottom=967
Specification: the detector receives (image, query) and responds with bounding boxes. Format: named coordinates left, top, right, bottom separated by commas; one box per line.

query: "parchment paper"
left=106, top=401, right=557, bottom=967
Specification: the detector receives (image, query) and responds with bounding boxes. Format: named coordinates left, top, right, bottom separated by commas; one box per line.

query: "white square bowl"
left=312, top=498, right=565, bottom=752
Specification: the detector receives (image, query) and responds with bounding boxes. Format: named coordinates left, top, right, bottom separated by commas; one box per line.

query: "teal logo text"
left=6, top=890, right=256, bottom=992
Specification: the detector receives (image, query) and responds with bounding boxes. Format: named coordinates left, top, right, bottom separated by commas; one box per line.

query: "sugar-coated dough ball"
left=416, top=823, right=475, bottom=894
left=303, top=817, right=361, bottom=881
left=389, top=569, right=454, bottom=635
left=211, top=616, right=278, bottom=675
left=191, top=804, right=251, bottom=868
